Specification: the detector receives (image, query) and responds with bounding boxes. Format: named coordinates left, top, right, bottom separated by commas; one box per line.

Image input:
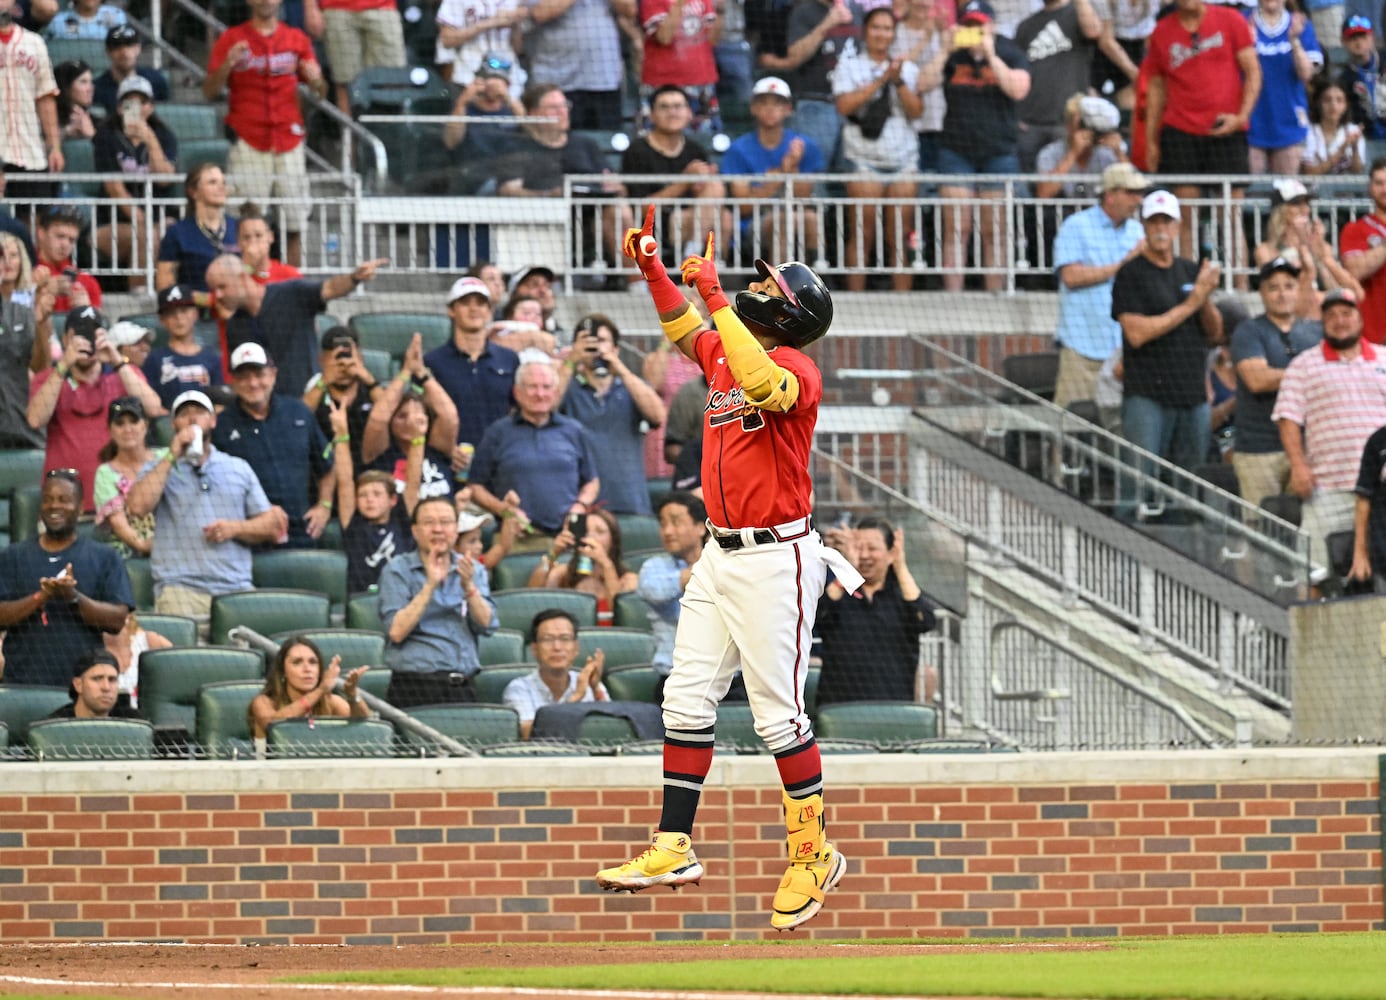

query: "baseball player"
left=595, top=207, right=863, bottom=931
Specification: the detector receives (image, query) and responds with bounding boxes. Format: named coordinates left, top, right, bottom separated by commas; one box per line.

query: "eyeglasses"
left=534, top=634, right=577, bottom=645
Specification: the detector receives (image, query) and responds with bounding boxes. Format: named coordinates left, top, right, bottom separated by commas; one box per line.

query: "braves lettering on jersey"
left=693, top=329, right=820, bottom=528
left=209, top=21, right=317, bottom=153
left=0, top=25, right=57, bottom=170
left=1147, top=5, right=1253, bottom=135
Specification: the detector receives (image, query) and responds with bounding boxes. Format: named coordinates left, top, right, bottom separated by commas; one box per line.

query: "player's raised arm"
left=625, top=205, right=704, bottom=361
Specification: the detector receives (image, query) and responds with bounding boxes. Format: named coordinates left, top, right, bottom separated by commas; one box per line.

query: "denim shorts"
left=935, top=145, right=1021, bottom=191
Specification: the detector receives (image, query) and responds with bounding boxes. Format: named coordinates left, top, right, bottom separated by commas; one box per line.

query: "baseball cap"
left=116, top=75, right=154, bottom=102
left=1259, top=254, right=1302, bottom=281
left=506, top=264, right=555, bottom=298
left=959, top=0, right=994, bottom=23
left=157, top=283, right=196, bottom=313
left=447, top=275, right=492, bottom=305
left=751, top=76, right=793, bottom=101
left=1322, top=287, right=1361, bottom=311
left=107, top=395, right=145, bottom=422
left=73, top=648, right=120, bottom=680
left=108, top=320, right=152, bottom=348
left=1272, top=178, right=1312, bottom=205
left=105, top=24, right=139, bottom=48
left=171, top=389, right=214, bottom=414
left=65, top=305, right=104, bottom=341
left=1344, top=13, right=1373, bottom=36
left=456, top=509, right=494, bottom=533
left=320, top=325, right=357, bottom=352
left=477, top=51, right=512, bottom=79
left=230, top=342, right=272, bottom=370
left=1101, top=162, right=1148, bottom=193
left=1141, top=189, right=1181, bottom=220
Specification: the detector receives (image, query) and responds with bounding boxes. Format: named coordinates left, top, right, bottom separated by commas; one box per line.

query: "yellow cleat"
left=595, top=831, right=704, bottom=892
left=770, top=841, right=846, bottom=930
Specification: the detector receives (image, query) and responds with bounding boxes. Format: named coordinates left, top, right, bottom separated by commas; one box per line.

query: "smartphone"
left=567, top=512, right=587, bottom=539
left=121, top=101, right=141, bottom=127
left=955, top=25, right=983, bottom=48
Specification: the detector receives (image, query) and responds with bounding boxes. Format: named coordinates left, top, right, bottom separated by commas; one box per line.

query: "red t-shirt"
left=320, top=0, right=395, bottom=9
left=30, top=370, right=133, bottom=513
left=252, top=259, right=303, bottom=284
left=39, top=256, right=102, bottom=315
left=640, top=0, right=718, bottom=87
left=1339, top=214, right=1386, bottom=344
left=1146, top=5, right=1253, bottom=135
left=209, top=21, right=317, bottom=153
left=693, top=329, right=820, bottom=529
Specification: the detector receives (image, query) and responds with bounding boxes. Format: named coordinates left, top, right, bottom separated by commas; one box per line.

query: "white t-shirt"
left=1303, top=123, right=1366, bottom=174
left=892, top=23, right=946, bottom=134
left=435, top=0, right=527, bottom=97
left=832, top=53, right=920, bottom=173
left=1091, top=0, right=1158, bottom=41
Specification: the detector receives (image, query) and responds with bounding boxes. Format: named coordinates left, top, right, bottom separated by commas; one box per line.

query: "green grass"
left=292, top=934, right=1386, bottom=999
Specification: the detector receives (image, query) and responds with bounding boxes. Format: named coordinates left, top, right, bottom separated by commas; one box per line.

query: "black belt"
left=714, top=529, right=779, bottom=550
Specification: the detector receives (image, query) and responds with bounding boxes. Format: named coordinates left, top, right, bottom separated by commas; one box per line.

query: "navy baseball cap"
left=960, top=0, right=995, bottom=23
left=1344, top=14, right=1373, bottom=36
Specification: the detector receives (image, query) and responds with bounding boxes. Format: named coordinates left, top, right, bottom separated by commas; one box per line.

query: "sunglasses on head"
left=483, top=56, right=511, bottom=72
left=45, top=468, right=80, bottom=486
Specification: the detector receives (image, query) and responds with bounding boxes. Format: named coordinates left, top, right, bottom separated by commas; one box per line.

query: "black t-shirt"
left=1355, top=426, right=1386, bottom=577
left=46, top=701, right=145, bottom=720
left=620, top=134, right=713, bottom=200
left=493, top=132, right=608, bottom=195
left=312, top=387, right=374, bottom=473
left=814, top=569, right=936, bottom=706
left=1111, top=254, right=1209, bottom=407
left=1014, top=3, right=1094, bottom=128
left=224, top=280, right=327, bottom=401
left=92, top=116, right=180, bottom=202
left=92, top=68, right=171, bottom=116
left=369, top=443, right=457, bottom=504
left=940, top=36, right=1031, bottom=161
left=343, top=504, right=415, bottom=595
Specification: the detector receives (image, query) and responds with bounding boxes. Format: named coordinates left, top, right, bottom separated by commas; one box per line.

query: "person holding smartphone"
left=526, top=508, right=639, bottom=625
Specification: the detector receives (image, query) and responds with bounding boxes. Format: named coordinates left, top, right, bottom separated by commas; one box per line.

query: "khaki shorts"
left=228, top=140, right=310, bottom=230
left=154, top=584, right=212, bottom=640
left=1053, top=346, right=1105, bottom=411
left=1230, top=451, right=1290, bottom=513
left=1300, top=488, right=1356, bottom=584
left=323, top=8, right=405, bottom=87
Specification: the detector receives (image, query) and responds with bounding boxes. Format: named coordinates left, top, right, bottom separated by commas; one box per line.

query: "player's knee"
left=758, top=718, right=814, bottom=754
left=664, top=705, right=716, bottom=732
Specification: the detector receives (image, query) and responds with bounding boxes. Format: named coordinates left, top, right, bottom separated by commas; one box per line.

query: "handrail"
left=225, top=626, right=475, bottom=757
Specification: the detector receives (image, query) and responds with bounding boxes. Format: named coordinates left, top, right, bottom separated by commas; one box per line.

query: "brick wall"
left=1, top=751, right=1380, bottom=943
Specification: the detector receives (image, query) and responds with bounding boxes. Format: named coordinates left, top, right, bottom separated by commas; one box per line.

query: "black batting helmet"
left=735, top=259, right=833, bottom=348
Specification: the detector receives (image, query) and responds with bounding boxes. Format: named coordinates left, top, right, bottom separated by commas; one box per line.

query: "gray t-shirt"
left=785, top=0, right=863, bottom=101
left=1015, top=2, right=1096, bottom=128
left=1230, top=314, right=1322, bottom=454
left=523, top=0, right=623, bottom=91
left=0, top=295, right=44, bottom=448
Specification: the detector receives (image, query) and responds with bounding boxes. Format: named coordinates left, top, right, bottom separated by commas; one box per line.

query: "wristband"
left=333, top=434, right=349, bottom=444
left=319, top=499, right=333, bottom=510
left=114, top=357, right=130, bottom=371
left=409, top=435, right=426, bottom=447
left=55, top=363, right=68, bottom=378
left=300, top=697, right=312, bottom=713
left=31, top=590, right=43, bottom=603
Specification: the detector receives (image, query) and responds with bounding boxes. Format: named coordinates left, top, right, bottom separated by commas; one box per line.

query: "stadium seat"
left=1001, top=351, right=1059, bottom=403
left=138, top=646, right=265, bottom=732
left=137, top=613, right=198, bottom=648
left=252, top=550, right=349, bottom=615
left=0, top=449, right=44, bottom=547
left=347, top=67, right=454, bottom=192
left=27, top=718, right=155, bottom=761
left=346, top=591, right=384, bottom=633
left=0, top=685, right=74, bottom=746
left=492, top=589, right=598, bottom=633
left=60, top=138, right=101, bottom=200
left=124, top=559, right=154, bottom=611
left=272, top=628, right=385, bottom=671
left=716, top=703, right=763, bottom=753
left=178, top=138, right=231, bottom=170
left=158, top=103, right=220, bottom=142
left=472, top=664, right=532, bottom=703
left=397, top=702, right=520, bottom=751
left=612, top=591, right=652, bottom=631
left=358, top=347, right=394, bottom=385
left=602, top=664, right=659, bottom=703
left=45, top=37, right=107, bottom=69
left=490, top=551, right=546, bottom=592
left=0, top=721, right=7, bottom=748
left=1260, top=493, right=1302, bottom=528
left=209, top=589, right=331, bottom=646
left=814, top=701, right=938, bottom=747
left=147, top=416, right=175, bottom=448
left=902, top=738, right=1016, bottom=753
left=574, top=712, right=640, bottom=752
left=478, top=628, right=526, bottom=666
left=615, top=515, right=662, bottom=553
left=348, top=312, right=453, bottom=360
left=195, top=679, right=263, bottom=759
left=577, top=627, right=655, bottom=668
left=357, top=667, right=391, bottom=701
left=266, top=718, right=395, bottom=757
left=9, top=483, right=39, bottom=543
left=571, top=129, right=629, bottom=172
left=480, top=740, right=588, bottom=757
left=623, top=548, right=663, bottom=573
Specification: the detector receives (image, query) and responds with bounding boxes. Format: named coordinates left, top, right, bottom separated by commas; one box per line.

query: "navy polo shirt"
left=424, top=339, right=519, bottom=447
left=211, top=394, right=331, bottom=547
left=469, top=411, right=599, bottom=534
left=157, top=215, right=240, bottom=292
left=559, top=376, right=652, bottom=515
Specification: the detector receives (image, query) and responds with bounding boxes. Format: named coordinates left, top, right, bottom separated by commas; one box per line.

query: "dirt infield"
left=0, top=942, right=1068, bottom=1000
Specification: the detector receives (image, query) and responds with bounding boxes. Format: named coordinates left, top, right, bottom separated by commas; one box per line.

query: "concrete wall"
left=1, top=749, right=1380, bottom=943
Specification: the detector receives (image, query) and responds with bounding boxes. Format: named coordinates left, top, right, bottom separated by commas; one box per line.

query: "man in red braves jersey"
left=595, top=206, right=863, bottom=932
left=0, top=0, right=64, bottom=202
left=1340, top=157, right=1386, bottom=345
left=203, top=0, right=326, bottom=271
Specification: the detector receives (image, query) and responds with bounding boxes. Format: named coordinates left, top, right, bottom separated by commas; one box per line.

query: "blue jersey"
left=1248, top=9, right=1321, bottom=150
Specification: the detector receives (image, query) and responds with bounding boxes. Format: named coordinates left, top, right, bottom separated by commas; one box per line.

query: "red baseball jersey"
left=209, top=22, right=316, bottom=153
left=1339, top=214, right=1386, bottom=344
left=1146, top=4, right=1253, bottom=136
left=693, top=329, right=821, bottom=529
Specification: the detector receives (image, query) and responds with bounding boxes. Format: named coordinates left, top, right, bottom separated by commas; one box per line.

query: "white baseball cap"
left=456, top=509, right=494, bottom=533
left=447, top=276, right=492, bottom=305
left=230, top=342, right=272, bottom=370
left=171, top=389, right=214, bottom=414
left=108, top=320, right=153, bottom=348
left=1142, top=189, right=1181, bottom=220
left=751, top=76, right=792, bottom=101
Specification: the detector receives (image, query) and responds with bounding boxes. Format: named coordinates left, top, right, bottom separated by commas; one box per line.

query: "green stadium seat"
left=179, top=138, right=231, bottom=170
left=209, top=589, right=331, bottom=646
left=27, top=718, right=155, bottom=760
left=0, top=450, right=44, bottom=542
left=0, top=720, right=7, bottom=748
left=804, top=667, right=820, bottom=717
left=346, top=591, right=384, bottom=633
left=347, top=67, right=454, bottom=192
left=577, top=626, right=655, bottom=668
left=572, top=129, right=628, bottom=172
left=612, top=591, right=652, bottom=631
left=358, top=347, right=394, bottom=385
left=45, top=37, right=107, bottom=69
left=271, top=628, right=385, bottom=671
left=602, top=664, right=659, bottom=703
left=137, top=612, right=197, bottom=648
left=478, top=628, right=526, bottom=666
left=492, top=589, right=597, bottom=633
left=195, top=679, right=263, bottom=759
left=902, top=738, right=1018, bottom=753
left=615, top=514, right=662, bottom=553
left=472, top=664, right=532, bottom=704
left=716, top=703, right=763, bottom=753
left=60, top=138, right=101, bottom=200
left=10, top=483, right=40, bottom=543
left=252, top=550, right=349, bottom=614
left=348, top=312, right=452, bottom=360
left=480, top=739, right=588, bottom=757
left=624, top=548, right=663, bottom=573
left=398, top=702, right=520, bottom=750
left=814, top=701, right=938, bottom=747
left=138, top=646, right=265, bottom=732
left=490, top=551, right=546, bottom=592
left=0, top=685, right=75, bottom=746
left=148, top=416, right=175, bottom=448
left=158, top=103, right=220, bottom=142
left=125, top=558, right=154, bottom=611
left=266, top=717, right=395, bottom=757
left=356, top=667, right=391, bottom=701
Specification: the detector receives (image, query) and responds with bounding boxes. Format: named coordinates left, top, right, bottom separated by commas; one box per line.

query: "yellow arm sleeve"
left=659, top=304, right=704, bottom=345
left=710, top=305, right=800, bottom=413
